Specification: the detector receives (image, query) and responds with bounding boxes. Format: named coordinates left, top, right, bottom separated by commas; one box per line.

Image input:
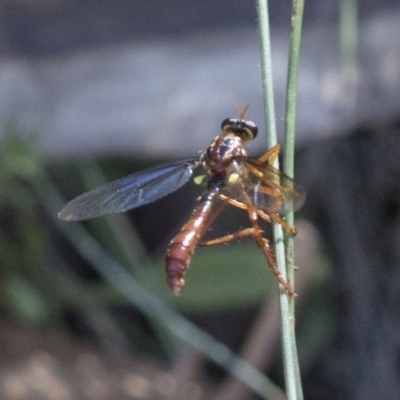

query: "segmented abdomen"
left=165, top=190, right=218, bottom=295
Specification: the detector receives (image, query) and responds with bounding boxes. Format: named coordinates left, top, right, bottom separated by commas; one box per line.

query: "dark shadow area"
left=297, top=114, right=400, bottom=400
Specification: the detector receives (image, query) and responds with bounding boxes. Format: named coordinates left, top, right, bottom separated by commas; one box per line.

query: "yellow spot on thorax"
left=227, top=172, right=240, bottom=183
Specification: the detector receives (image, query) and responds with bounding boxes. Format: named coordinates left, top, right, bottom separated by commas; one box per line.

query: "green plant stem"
left=283, top=0, right=305, bottom=399
left=256, top=0, right=277, bottom=148
left=284, top=0, right=305, bottom=179
left=257, top=0, right=303, bottom=400
left=339, top=0, right=357, bottom=71
left=256, top=1, right=299, bottom=399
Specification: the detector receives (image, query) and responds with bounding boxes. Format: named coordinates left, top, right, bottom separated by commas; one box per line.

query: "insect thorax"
left=203, top=132, right=247, bottom=177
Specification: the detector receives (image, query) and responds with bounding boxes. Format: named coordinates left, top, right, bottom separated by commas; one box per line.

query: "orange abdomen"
left=165, top=190, right=218, bottom=295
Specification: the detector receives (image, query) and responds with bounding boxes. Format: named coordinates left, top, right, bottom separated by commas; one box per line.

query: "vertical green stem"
left=284, top=0, right=305, bottom=179
left=256, top=1, right=301, bottom=399
left=256, top=1, right=277, bottom=148
left=283, top=0, right=305, bottom=399
left=339, top=0, right=358, bottom=71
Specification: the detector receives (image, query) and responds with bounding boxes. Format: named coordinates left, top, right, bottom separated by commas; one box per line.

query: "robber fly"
left=59, top=105, right=304, bottom=297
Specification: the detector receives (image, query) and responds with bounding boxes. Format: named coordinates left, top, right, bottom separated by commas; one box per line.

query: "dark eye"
left=221, top=118, right=258, bottom=140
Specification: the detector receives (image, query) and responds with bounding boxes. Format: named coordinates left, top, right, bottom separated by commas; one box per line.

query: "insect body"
left=165, top=180, right=223, bottom=295
left=59, top=105, right=304, bottom=296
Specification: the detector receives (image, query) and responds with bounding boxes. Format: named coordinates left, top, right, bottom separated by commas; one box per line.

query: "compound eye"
left=241, top=120, right=258, bottom=140
left=221, top=118, right=236, bottom=132
left=221, top=118, right=258, bottom=140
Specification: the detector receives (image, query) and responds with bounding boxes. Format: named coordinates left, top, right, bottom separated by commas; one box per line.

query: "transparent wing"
left=221, top=158, right=305, bottom=213
left=59, top=158, right=200, bottom=221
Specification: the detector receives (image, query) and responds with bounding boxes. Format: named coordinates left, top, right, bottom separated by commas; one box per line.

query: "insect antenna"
left=235, top=103, right=251, bottom=120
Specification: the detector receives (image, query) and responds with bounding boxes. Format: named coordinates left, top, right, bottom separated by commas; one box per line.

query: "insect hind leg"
left=240, top=190, right=296, bottom=298
left=199, top=228, right=256, bottom=246
left=203, top=194, right=295, bottom=298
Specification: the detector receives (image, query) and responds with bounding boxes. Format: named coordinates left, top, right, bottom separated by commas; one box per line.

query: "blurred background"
left=1, top=0, right=400, bottom=399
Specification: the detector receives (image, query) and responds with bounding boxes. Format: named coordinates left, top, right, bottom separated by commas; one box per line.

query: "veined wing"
left=242, top=158, right=305, bottom=213
left=221, top=158, right=305, bottom=214
left=59, top=158, right=200, bottom=221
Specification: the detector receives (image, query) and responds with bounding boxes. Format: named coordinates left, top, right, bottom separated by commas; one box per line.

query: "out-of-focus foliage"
left=0, top=129, right=52, bottom=325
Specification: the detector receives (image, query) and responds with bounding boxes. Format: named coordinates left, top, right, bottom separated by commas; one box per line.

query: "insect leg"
left=257, top=144, right=281, bottom=164
left=239, top=189, right=295, bottom=298
left=269, top=213, right=297, bottom=236
left=218, top=190, right=295, bottom=295
left=218, top=194, right=296, bottom=236
left=217, top=194, right=272, bottom=223
left=245, top=162, right=294, bottom=196
left=199, top=227, right=256, bottom=246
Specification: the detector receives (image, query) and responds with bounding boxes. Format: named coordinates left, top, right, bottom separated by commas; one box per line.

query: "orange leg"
left=248, top=146, right=297, bottom=198
left=242, top=193, right=295, bottom=298
left=204, top=196, right=295, bottom=298
left=200, top=227, right=256, bottom=246
left=199, top=224, right=294, bottom=297
left=255, top=146, right=298, bottom=236
left=217, top=195, right=272, bottom=223
left=217, top=194, right=296, bottom=236
left=257, top=144, right=281, bottom=164
left=222, top=144, right=298, bottom=236
left=270, top=213, right=297, bottom=236
left=195, top=144, right=297, bottom=296
left=245, top=161, right=295, bottom=197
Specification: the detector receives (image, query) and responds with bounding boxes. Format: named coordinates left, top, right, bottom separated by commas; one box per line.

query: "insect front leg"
left=257, top=144, right=281, bottom=165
